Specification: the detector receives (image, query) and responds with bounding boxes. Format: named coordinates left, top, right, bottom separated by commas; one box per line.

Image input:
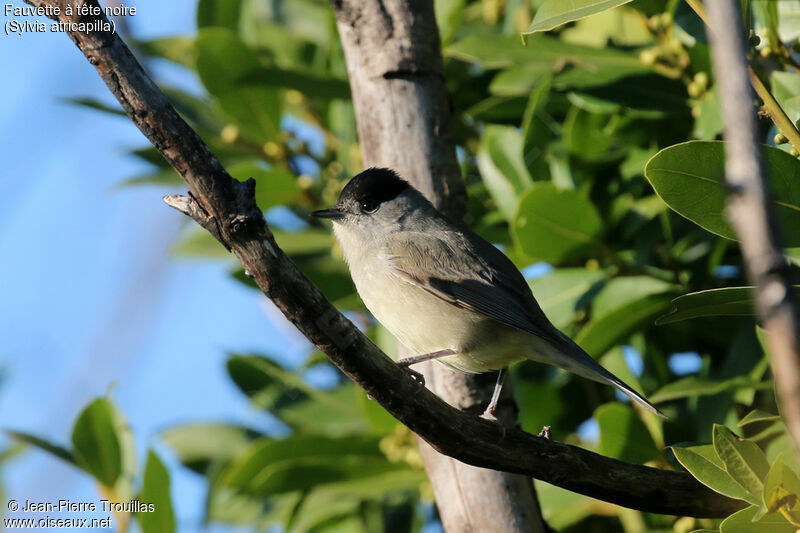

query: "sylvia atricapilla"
left=312, top=168, right=663, bottom=420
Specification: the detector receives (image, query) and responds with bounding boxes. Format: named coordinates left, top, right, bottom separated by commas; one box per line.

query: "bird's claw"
left=538, top=425, right=551, bottom=439
left=401, top=366, right=425, bottom=387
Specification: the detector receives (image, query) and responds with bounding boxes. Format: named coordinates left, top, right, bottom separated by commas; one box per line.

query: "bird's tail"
left=545, top=331, right=666, bottom=418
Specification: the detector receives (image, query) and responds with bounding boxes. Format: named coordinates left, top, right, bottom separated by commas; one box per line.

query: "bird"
left=311, top=167, right=664, bottom=420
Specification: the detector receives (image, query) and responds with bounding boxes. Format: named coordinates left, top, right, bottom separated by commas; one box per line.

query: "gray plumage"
left=312, top=168, right=664, bottom=417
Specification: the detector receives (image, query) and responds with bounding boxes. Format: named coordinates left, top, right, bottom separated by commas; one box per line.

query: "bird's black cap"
left=337, top=167, right=410, bottom=209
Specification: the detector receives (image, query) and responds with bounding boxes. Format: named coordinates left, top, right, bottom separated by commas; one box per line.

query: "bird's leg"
left=480, top=368, right=506, bottom=421
left=396, top=349, right=456, bottom=386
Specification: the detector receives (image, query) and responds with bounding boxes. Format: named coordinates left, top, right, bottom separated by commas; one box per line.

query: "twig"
left=22, top=0, right=747, bottom=517
left=705, top=0, right=800, bottom=462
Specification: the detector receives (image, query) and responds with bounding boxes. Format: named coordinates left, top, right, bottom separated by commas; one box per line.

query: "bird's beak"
left=310, top=208, right=345, bottom=220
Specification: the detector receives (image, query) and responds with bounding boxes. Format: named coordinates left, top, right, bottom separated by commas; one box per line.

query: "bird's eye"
left=360, top=200, right=379, bottom=214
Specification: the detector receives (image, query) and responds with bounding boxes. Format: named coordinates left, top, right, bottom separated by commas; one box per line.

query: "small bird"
left=312, top=168, right=663, bottom=420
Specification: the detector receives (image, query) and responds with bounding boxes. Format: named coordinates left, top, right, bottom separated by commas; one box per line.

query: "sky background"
left=0, top=2, right=313, bottom=531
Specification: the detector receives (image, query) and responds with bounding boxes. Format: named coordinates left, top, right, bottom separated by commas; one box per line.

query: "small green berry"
left=749, top=35, right=761, bottom=47
left=687, top=81, right=702, bottom=98
left=774, top=133, right=789, bottom=145
left=791, top=148, right=799, bottom=157
left=660, top=12, right=672, bottom=27
left=639, top=49, right=658, bottom=66
left=693, top=72, right=709, bottom=90
left=648, top=15, right=661, bottom=31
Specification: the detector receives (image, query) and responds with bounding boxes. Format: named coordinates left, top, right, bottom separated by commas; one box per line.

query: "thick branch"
left=29, top=0, right=746, bottom=517
left=706, top=1, right=800, bottom=461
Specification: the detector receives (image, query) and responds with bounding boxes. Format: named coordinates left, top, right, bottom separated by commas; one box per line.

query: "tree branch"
left=27, top=0, right=746, bottom=517
left=705, top=0, right=800, bottom=461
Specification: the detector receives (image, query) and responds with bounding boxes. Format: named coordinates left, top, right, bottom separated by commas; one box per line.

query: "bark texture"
left=706, top=0, right=800, bottom=461
left=332, top=0, right=545, bottom=531
left=24, top=0, right=749, bottom=518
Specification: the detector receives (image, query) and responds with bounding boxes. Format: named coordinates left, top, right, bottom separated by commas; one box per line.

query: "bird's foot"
left=400, top=366, right=425, bottom=387
left=538, top=425, right=551, bottom=439
left=480, top=409, right=507, bottom=441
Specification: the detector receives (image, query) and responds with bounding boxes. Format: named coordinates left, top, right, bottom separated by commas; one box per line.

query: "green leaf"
left=4, top=430, right=76, bottom=466
left=672, top=444, right=754, bottom=502
left=197, top=0, right=242, bottom=30
left=720, top=505, right=796, bottom=533
left=227, top=163, right=300, bottom=210
left=137, top=451, right=175, bottom=533
left=160, top=423, right=259, bottom=474
left=658, top=287, right=756, bottom=324
left=596, top=404, right=660, bottom=463
left=477, top=126, right=533, bottom=221
left=763, top=453, right=800, bottom=518
left=529, top=268, right=606, bottom=329
left=645, top=141, right=800, bottom=245
left=512, top=183, right=602, bottom=264
left=650, top=376, right=773, bottom=404
left=739, top=410, right=782, bottom=427
left=71, top=398, right=123, bottom=487
left=714, top=425, right=770, bottom=503
left=524, top=0, right=634, bottom=34
left=196, top=29, right=281, bottom=142
left=657, top=286, right=800, bottom=324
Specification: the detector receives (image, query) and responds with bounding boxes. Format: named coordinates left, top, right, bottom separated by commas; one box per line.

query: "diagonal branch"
left=705, top=0, right=800, bottom=462
left=26, top=0, right=746, bottom=517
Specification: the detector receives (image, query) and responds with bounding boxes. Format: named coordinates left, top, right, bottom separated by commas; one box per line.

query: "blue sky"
left=0, top=3, right=311, bottom=531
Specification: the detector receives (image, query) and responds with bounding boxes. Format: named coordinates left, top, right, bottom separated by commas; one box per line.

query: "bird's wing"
left=385, top=231, right=665, bottom=417
left=384, top=230, right=555, bottom=341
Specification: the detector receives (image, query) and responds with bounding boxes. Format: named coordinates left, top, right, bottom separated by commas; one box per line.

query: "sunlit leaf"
left=719, top=504, right=796, bottom=532
left=672, top=444, right=753, bottom=503
left=713, top=425, right=770, bottom=503
left=524, top=0, right=634, bottom=34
